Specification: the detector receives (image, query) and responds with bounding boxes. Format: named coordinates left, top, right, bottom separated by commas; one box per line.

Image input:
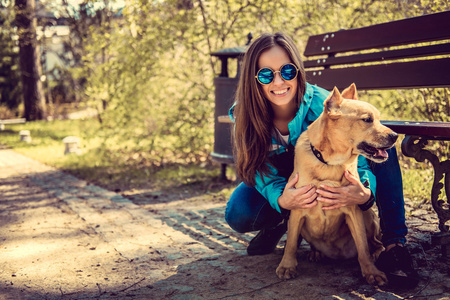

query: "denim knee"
left=225, top=183, right=258, bottom=233
left=225, top=182, right=283, bottom=233
left=225, top=202, right=253, bottom=233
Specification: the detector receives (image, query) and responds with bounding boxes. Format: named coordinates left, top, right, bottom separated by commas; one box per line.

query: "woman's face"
left=257, top=45, right=298, bottom=109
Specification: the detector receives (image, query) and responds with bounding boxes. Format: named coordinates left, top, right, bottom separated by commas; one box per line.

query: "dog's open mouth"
left=357, top=142, right=392, bottom=160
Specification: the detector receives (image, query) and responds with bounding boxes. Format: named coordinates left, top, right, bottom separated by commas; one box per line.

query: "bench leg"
left=432, top=232, right=450, bottom=257
left=401, top=135, right=450, bottom=258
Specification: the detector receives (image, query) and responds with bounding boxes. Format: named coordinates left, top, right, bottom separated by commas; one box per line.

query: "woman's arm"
left=254, top=166, right=318, bottom=213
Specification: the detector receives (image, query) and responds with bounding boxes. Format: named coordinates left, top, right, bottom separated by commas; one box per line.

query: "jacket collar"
left=287, top=83, right=315, bottom=146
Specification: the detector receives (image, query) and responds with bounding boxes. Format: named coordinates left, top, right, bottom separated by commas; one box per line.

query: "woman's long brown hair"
left=232, top=32, right=306, bottom=186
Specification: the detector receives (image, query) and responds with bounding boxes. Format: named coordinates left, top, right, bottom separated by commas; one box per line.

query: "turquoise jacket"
left=230, top=83, right=376, bottom=213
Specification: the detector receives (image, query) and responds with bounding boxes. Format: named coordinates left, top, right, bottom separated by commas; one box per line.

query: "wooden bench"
left=303, top=11, right=450, bottom=256
left=0, top=118, right=26, bottom=131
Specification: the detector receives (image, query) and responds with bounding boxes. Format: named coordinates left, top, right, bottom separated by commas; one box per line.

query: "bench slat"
left=381, top=121, right=450, bottom=139
left=304, top=43, right=450, bottom=69
left=306, top=57, right=450, bottom=90
left=304, top=11, right=450, bottom=56
left=0, top=118, right=26, bottom=124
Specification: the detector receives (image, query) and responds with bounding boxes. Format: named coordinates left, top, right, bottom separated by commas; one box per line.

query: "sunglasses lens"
left=257, top=68, right=274, bottom=84
left=281, top=64, right=298, bottom=80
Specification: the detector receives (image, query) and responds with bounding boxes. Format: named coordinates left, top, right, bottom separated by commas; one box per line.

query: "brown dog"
left=276, top=84, right=397, bottom=285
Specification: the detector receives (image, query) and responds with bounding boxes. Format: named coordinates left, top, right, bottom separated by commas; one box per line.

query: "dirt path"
left=0, top=149, right=449, bottom=299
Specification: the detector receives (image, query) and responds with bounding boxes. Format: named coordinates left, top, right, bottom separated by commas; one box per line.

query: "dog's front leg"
left=345, top=208, right=387, bottom=286
left=276, top=210, right=304, bottom=280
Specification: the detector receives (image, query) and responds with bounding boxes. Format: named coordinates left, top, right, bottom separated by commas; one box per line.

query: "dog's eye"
left=362, top=117, right=373, bottom=123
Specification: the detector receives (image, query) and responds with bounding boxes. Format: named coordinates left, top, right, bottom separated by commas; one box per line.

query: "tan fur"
left=276, top=84, right=397, bottom=286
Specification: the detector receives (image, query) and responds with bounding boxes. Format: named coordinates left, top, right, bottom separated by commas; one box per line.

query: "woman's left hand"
left=316, top=170, right=371, bottom=210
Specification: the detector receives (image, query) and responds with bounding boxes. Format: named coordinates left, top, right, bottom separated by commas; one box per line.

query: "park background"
left=1, top=0, right=449, bottom=205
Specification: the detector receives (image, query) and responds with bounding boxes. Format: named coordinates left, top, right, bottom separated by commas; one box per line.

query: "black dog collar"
left=310, top=144, right=328, bottom=165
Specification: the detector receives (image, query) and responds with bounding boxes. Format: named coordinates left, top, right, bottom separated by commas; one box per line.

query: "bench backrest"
left=303, top=11, right=450, bottom=90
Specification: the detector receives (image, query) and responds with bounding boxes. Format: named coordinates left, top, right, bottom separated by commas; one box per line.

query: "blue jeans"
left=225, top=147, right=407, bottom=247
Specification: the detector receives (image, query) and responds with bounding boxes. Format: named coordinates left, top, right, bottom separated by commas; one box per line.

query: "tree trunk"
left=14, top=0, right=46, bottom=120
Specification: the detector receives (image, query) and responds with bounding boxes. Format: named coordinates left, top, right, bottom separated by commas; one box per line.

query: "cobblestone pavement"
left=0, top=149, right=449, bottom=299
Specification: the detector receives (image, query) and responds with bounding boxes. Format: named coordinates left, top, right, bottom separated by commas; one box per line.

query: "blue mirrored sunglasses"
left=255, top=63, right=299, bottom=85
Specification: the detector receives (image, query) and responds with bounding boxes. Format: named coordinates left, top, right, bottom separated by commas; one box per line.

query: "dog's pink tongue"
left=376, top=149, right=389, bottom=158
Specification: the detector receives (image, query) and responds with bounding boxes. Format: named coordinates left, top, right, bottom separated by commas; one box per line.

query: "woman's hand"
left=316, top=170, right=371, bottom=210
left=278, top=173, right=318, bottom=210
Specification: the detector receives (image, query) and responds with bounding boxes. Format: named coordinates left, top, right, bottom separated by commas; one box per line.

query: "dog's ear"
left=342, top=83, right=358, bottom=100
left=325, top=87, right=343, bottom=119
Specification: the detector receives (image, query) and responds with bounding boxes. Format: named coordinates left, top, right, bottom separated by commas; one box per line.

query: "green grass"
left=0, top=118, right=437, bottom=206
left=1, top=119, right=101, bottom=166
left=400, top=163, right=435, bottom=207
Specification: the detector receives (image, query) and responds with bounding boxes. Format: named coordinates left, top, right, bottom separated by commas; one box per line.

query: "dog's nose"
left=388, top=132, right=398, bottom=144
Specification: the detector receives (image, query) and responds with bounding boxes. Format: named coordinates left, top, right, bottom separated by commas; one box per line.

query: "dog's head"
left=311, top=83, right=397, bottom=164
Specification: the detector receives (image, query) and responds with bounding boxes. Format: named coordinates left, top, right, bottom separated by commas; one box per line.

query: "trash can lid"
left=210, top=33, right=253, bottom=58
left=210, top=46, right=247, bottom=58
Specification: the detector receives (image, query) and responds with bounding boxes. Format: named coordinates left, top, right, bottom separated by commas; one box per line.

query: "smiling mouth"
left=272, top=88, right=289, bottom=95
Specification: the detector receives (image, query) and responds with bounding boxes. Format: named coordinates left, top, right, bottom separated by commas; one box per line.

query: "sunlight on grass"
left=400, top=157, right=448, bottom=212
left=0, top=119, right=101, bottom=166
left=401, top=164, right=434, bottom=206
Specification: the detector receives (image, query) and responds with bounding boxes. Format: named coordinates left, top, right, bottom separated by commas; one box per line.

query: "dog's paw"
left=307, top=250, right=323, bottom=262
left=276, top=264, right=298, bottom=280
left=363, top=267, right=388, bottom=286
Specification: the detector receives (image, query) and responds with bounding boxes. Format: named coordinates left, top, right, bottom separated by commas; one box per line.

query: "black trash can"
left=210, top=34, right=252, bottom=180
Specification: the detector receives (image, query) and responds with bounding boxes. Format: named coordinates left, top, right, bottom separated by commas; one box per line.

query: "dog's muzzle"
left=357, top=132, right=398, bottom=161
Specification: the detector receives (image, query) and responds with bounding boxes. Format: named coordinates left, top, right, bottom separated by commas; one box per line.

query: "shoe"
left=375, top=244, right=420, bottom=288
left=247, top=221, right=287, bottom=256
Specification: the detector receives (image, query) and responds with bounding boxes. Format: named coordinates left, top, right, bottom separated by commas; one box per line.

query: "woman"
left=225, top=32, right=418, bottom=287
